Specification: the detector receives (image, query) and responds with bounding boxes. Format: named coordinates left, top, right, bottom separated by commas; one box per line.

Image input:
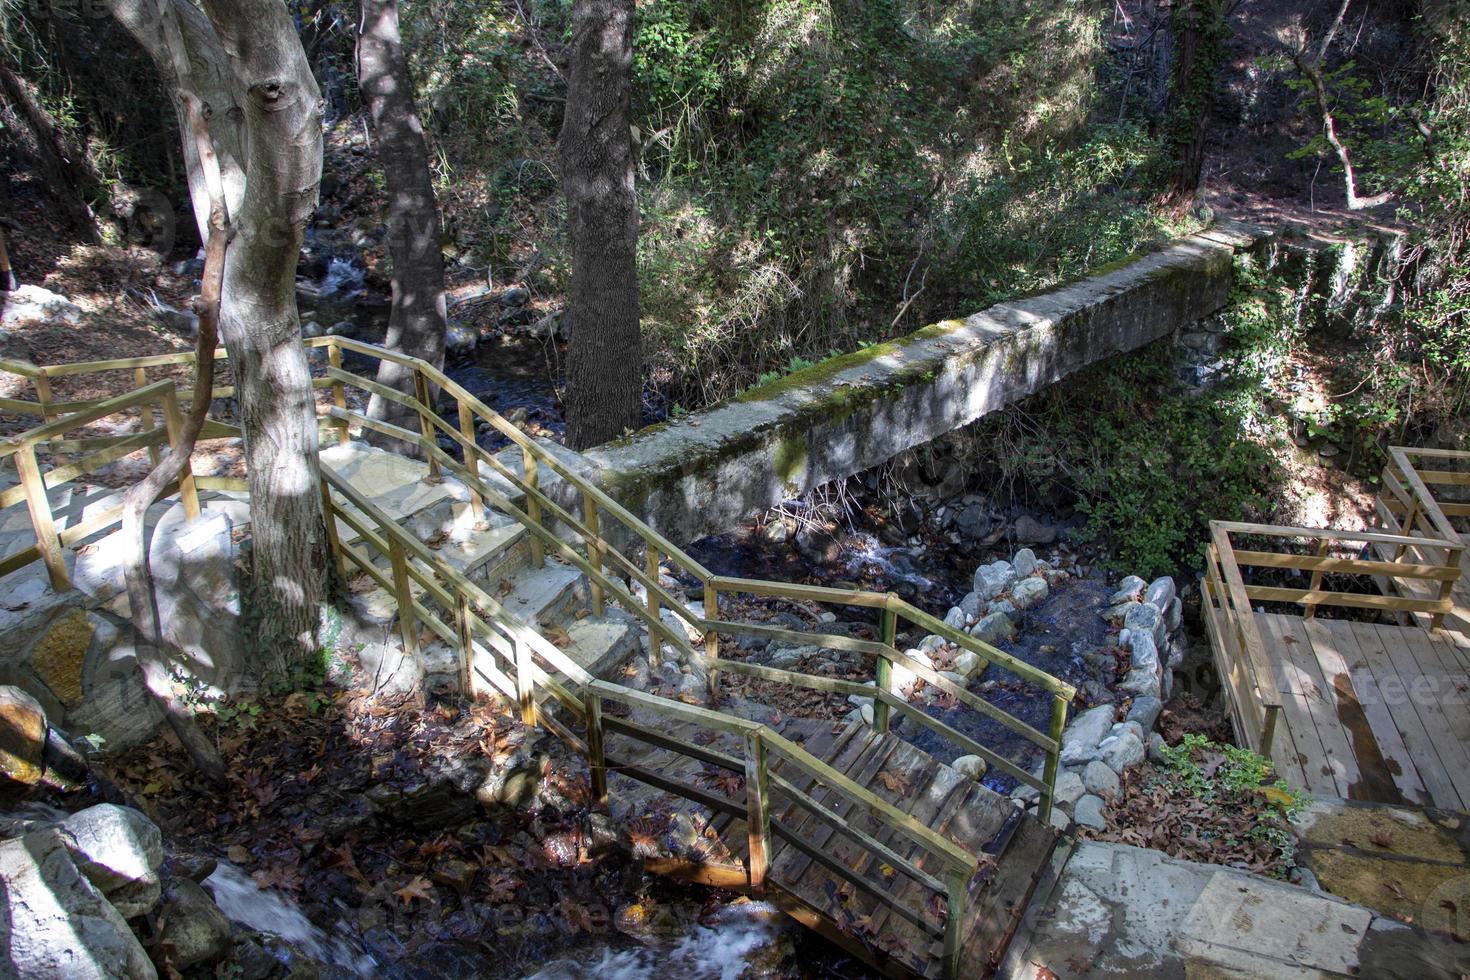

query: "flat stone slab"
left=1001, top=841, right=1470, bottom=979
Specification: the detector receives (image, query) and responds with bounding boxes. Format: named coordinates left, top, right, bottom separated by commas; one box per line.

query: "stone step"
left=320, top=442, right=483, bottom=547
left=500, top=561, right=587, bottom=628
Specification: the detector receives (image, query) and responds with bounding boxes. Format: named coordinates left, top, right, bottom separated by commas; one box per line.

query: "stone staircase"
left=318, top=442, right=642, bottom=697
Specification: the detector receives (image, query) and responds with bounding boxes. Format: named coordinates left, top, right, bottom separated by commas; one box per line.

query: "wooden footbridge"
left=0, top=336, right=1075, bottom=978
left=1204, top=448, right=1470, bottom=809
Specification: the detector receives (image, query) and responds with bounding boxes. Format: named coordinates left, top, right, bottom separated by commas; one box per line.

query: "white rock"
left=1059, top=704, right=1115, bottom=765
left=58, top=805, right=163, bottom=919
left=953, top=651, right=981, bottom=677
left=860, top=703, right=874, bottom=726
left=973, top=561, right=1016, bottom=600
left=969, top=611, right=1015, bottom=645
left=0, top=829, right=157, bottom=979
left=1109, top=575, right=1146, bottom=604
left=1128, top=633, right=1160, bottom=674
left=919, top=634, right=947, bottom=653
left=1145, top=576, right=1177, bottom=610
left=1012, top=548, right=1038, bottom=577
left=1101, top=731, right=1146, bottom=773
left=943, top=606, right=966, bottom=629
left=1011, top=576, right=1049, bottom=609
left=952, top=755, right=988, bottom=781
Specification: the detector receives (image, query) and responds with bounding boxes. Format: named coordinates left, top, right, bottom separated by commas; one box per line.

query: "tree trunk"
left=0, top=57, right=102, bottom=244
left=559, top=0, right=642, bottom=451
left=198, top=0, right=328, bottom=677
left=106, top=0, right=248, bottom=245
left=357, top=0, right=448, bottom=453
left=1164, top=0, right=1227, bottom=199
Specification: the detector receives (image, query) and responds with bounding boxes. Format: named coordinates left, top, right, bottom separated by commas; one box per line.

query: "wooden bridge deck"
left=603, top=713, right=1059, bottom=978
left=1251, top=612, right=1470, bottom=809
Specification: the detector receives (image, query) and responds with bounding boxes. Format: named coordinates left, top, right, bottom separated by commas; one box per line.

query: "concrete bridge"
left=573, top=222, right=1268, bottom=546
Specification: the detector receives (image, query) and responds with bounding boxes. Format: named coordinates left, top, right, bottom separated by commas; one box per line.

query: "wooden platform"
left=1375, top=543, right=1470, bottom=636
left=603, top=713, right=1059, bottom=978
left=1252, top=611, right=1470, bottom=809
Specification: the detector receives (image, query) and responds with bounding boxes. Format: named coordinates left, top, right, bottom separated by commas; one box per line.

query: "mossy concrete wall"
left=577, top=222, right=1270, bottom=547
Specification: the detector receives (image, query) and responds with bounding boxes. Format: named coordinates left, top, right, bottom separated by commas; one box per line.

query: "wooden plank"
left=1399, top=628, right=1470, bottom=751
left=1215, top=520, right=1456, bottom=550
left=1254, top=614, right=1335, bottom=795
left=1243, top=585, right=1447, bottom=615
left=1230, top=549, right=1462, bottom=582
left=1374, top=621, right=1470, bottom=804
left=1318, top=620, right=1431, bottom=805
left=1273, top=616, right=1363, bottom=798
left=1300, top=619, right=1407, bottom=803
left=768, top=733, right=895, bottom=886
left=1354, top=623, right=1469, bottom=809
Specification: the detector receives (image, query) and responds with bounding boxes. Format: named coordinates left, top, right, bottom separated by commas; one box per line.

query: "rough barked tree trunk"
left=0, top=57, right=102, bottom=243
left=198, top=0, right=328, bottom=675
left=357, top=0, right=447, bottom=452
left=106, top=0, right=248, bottom=244
left=559, top=0, right=642, bottom=451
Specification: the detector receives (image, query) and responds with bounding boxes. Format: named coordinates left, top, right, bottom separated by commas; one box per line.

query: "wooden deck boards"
left=1251, top=612, right=1470, bottom=809
left=602, top=713, right=1057, bottom=978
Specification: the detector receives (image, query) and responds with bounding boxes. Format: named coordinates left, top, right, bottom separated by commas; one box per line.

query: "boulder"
left=969, top=612, right=1015, bottom=645
left=954, top=651, right=982, bottom=677
left=1052, top=769, right=1086, bottom=808
left=1123, top=601, right=1166, bottom=644
left=1073, top=794, right=1107, bottom=830
left=59, top=805, right=163, bottom=918
left=1011, top=515, right=1057, bottom=545
left=157, top=877, right=232, bottom=968
left=1144, top=576, right=1176, bottom=611
left=0, top=685, right=48, bottom=788
left=1012, top=548, right=1038, bottom=578
left=357, top=642, right=424, bottom=701
left=0, top=829, right=157, bottom=979
left=942, top=606, right=966, bottom=629
left=1128, top=634, right=1160, bottom=675
left=1109, top=575, right=1147, bottom=604
left=1126, top=695, right=1163, bottom=733
left=952, top=755, right=988, bottom=781
left=986, top=598, right=1017, bottom=617
left=972, top=561, right=1016, bottom=600
left=1011, top=576, right=1049, bottom=610
left=1082, top=760, right=1121, bottom=800
left=1119, top=668, right=1161, bottom=700
left=1059, top=704, right=1115, bottom=766
left=1100, top=730, right=1146, bottom=773
left=958, top=591, right=982, bottom=621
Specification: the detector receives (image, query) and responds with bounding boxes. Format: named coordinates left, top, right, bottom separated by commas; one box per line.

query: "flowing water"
left=204, top=862, right=378, bottom=976
left=521, top=902, right=786, bottom=980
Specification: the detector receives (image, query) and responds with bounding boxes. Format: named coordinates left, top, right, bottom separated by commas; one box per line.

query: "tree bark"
left=105, top=0, right=247, bottom=245
left=559, top=0, right=642, bottom=451
left=1164, top=0, right=1228, bottom=199
left=0, top=56, right=102, bottom=244
left=357, top=0, right=448, bottom=453
left=198, top=0, right=328, bottom=677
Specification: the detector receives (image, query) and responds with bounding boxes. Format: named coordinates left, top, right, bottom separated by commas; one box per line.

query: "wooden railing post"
left=1396, top=496, right=1420, bottom=562
left=327, top=340, right=350, bottom=447
left=744, top=730, right=771, bottom=896
left=940, top=867, right=968, bottom=980
left=133, top=366, right=162, bottom=467
left=646, top=546, right=662, bottom=626
left=524, top=451, right=545, bottom=568
left=319, top=478, right=347, bottom=580
left=455, top=398, right=485, bottom=517
left=410, top=367, right=442, bottom=481
left=159, top=386, right=201, bottom=520
left=389, top=539, right=419, bottom=659
left=585, top=689, right=607, bottom=806
left=1303, top=538, right=1330, bottom=620
left=704, top=582, right=720, bottom=700
left=15, top=444, right=68, bottom=591
left=584, top=497, right=605, bottom=616
left=874, top=605, right=897, bottom=733
left=1040, top=692, right=1068, bottom=825
left=514, top=636, right=536, bottom=725
left=32, top=368, right=55, bottom=422
left=455, top=594, right=475, bottom=695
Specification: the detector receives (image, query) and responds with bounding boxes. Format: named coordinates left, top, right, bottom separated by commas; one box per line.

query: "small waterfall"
left=522, top=902, right=781, bottom=980
left=318, top=257, right=366, bottom=298
left=204, top=862, right=376, bottom=976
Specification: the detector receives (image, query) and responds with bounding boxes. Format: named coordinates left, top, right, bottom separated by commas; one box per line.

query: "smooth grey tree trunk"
left=197, top=0, right=328, bottom=675
left=559, top=0, right=642, bottom=450
left=104, top=0, right=247, bottom=245
left=357, top=0, right=448, bottom=452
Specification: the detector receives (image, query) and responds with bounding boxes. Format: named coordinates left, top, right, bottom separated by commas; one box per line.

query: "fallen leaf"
left=1369, top=831, right=1394, bottom=849
left=394, top=876, right=438, bottom=906
left=1383, top=880, right=1408, bottom=900
left=227, top=845, right=251, bottom=864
